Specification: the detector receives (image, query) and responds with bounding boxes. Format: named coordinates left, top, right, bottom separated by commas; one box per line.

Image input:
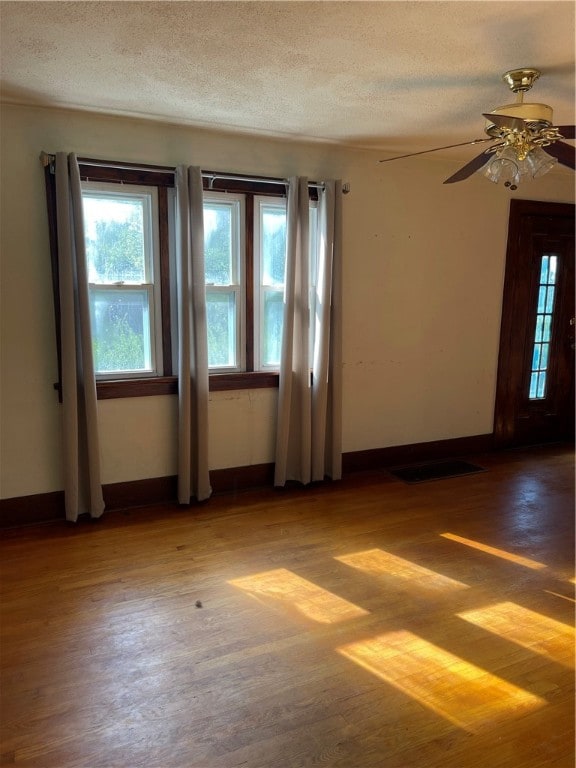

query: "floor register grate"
left=388, top=460, right=486, bottom=484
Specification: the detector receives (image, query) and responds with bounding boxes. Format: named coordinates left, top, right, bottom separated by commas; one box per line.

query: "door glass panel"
left=529, top=255, right=557, bottom=400
left=537, top=286, right=546, bottom=313
left=545, top=286, right=555, bottom=313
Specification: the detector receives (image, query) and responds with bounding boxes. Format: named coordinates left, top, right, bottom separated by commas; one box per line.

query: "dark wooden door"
left=494, top=199, right=575, bottom=448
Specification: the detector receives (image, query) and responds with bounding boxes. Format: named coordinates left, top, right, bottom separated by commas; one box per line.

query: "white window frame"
left=81, top=182, right=162, bottom=380
left=203, top=192, right=245, bottom=373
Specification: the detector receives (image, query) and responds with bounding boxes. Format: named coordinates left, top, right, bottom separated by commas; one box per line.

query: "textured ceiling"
left=1, top=1, right=575, bottom=156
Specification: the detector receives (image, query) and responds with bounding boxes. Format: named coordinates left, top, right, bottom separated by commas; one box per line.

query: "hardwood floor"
left=1, top=444, right=574, bottom=768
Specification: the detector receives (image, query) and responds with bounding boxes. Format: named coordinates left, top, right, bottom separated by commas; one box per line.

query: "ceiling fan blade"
left=554, top=125, right=576, bottom=140
left=379, top=138, right=493, bottom=163
left=482, top=113, right=526, bottom=131
left=443, top=150, right=493, bottom=184
left=543, top=141, right=575, bottom=169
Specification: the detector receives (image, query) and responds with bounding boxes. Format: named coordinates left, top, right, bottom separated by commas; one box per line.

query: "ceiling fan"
left=380, top=68, right=575, bottom=189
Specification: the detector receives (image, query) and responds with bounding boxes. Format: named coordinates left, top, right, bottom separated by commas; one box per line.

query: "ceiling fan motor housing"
left=485, top=69, right=553, bottom=137
left=484, top=103, right=554, bottom=137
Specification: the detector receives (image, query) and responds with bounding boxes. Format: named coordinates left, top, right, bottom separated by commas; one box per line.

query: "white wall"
left=1, top=104, right=573, bottom=498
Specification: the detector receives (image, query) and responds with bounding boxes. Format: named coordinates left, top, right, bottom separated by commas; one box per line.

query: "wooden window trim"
left=157, top=187, right=172, bottom=375
left=244, top=194, right=255, bottom=372
left=78, top=164, right=175, bottom=187
left=95, top=371, right=279, bottom=399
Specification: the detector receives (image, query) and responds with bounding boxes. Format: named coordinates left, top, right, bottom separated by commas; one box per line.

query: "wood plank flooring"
left=1, top=444, right=574, bottom=767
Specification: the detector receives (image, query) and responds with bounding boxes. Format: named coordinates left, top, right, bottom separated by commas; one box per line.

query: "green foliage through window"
left=93, top=313, right=146, bottom=372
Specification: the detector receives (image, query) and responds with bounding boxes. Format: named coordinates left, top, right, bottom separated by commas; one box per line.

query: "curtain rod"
left=41, top=152, right=175, bottom=175
left=39, top=152, right=345, bottom=192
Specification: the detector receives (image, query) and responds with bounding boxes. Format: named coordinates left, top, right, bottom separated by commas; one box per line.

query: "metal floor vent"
left=389, top=460, right=486, bottom=484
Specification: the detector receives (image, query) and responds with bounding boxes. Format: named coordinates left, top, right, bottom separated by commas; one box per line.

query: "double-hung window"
left=256, top=197, right=319, bottom=370
left=254, top=197, right=288, bottom=370
left=82, top=183, right=162, bottom=378
left=202, top=192, right=292, bottom=373
left=204, top=193, right=245, bottom=372
left=45, top=161, right=318, bottom=398
left=204, top=192, right=317, bottom=374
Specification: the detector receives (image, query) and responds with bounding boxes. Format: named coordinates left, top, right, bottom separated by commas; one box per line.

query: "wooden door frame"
left=494, top=199, right=575, bottom=448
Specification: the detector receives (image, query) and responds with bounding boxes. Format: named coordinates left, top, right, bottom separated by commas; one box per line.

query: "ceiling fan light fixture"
left=525, top=145, right=558, bottom=178
left=482, top=146, right=520, bottom=187
left=481, top=144, right=558, bottom=189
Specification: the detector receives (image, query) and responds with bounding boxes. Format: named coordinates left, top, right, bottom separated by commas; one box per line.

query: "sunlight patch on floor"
left=335, top=548, right=469, bottom=590
left=458, top=601, right=575, bottom=668
left=228, top=568, right=369, bottom=624
left=441, top=533, right=548, bottom=570
left=337, top=630, right=545, bottom=732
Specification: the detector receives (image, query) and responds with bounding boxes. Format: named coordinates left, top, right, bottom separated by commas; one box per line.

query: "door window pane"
left=529, top=254, right=557, bottom=400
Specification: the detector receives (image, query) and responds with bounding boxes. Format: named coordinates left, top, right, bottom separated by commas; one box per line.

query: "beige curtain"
left=274, top=178, right=342, bottom=486
left=55, top=153, right=105, bottom=521
left=175, top=166, right=212, bottom=503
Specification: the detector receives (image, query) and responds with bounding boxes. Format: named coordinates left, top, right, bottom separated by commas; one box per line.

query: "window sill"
left=93, top=371, right=279, bottom=400
left=96, top=377, right=178, bottom=400
left=209, top=371, right=279, bottom=391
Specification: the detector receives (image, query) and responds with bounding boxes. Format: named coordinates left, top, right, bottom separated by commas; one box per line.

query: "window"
left=528, top=254, right=557, bottom=400
left=45, top=161, right=318, bottom=398
left=255, top=197, right=288, bottom=370
left=201, top=190, right=290, bottom=376
left=203, top=192, right=318, bottom=374
left=253, top=197, right=318, bottom=371
left=82, top=183, right=162, bottom=379
left=204, top=194, right=245, bottom=371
